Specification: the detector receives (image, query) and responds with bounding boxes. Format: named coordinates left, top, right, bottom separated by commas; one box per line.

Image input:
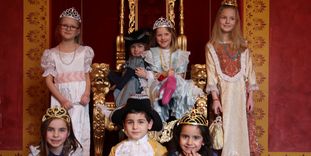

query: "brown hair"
left=38, top=117, right=82, bottom=156
left=210, top=5, right=246, bottom=51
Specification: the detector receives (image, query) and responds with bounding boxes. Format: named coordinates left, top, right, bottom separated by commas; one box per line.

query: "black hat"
left=124, top=29, right=151, bottom=49
left=110, top=95, right=163, bottom=131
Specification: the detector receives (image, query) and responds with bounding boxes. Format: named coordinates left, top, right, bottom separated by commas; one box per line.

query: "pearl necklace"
left=159, top=48, right=172, bottom=71
left=58, top=45, right=77, bottom=65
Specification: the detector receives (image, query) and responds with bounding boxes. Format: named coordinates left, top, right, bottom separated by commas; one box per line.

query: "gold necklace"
left=159, top=48, right=172, bottom=71
left=58, top=45, right=77, bottom=65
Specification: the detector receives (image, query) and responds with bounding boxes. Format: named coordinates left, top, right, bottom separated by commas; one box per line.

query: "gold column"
left=116, top=0, right=126, bottom=71
left=177, top=0, right=187, bottom=51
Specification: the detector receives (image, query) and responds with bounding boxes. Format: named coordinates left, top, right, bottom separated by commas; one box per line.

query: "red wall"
left=269, top=0, right=311, bottom=152
left=0, top=0, right=23, bottom=150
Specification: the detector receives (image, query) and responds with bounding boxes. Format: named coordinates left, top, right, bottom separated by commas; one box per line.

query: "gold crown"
left=153, top=17, right=174, bottom=30
left=42, top=107, right=71, bottom=124
left=60, top=7, right=81, bottom=23
left=178, top=109, right=208, bottom=127
left=221, top=0, right=238, bottom=7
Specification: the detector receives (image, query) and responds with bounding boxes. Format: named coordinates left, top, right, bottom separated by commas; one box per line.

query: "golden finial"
left=42, top=107, right=71, bottom=124
left=221, top=0, right=238, bottom=7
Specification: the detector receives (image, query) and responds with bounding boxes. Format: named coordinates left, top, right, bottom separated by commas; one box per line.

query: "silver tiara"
left=60, top=7, right=81, bottom=23
left=153, top=17, right=174, bottom=30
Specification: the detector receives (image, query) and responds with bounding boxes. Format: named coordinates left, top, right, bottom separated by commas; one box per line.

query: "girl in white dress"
left=41, top=7, right=94, bottom=155
left=205, top=0, right=259, bottom=155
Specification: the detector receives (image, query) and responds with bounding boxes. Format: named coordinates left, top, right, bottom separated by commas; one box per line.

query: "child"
left=41, top=7, right=94, bottom=155
left=108, top=29, right=152, bottom=107
left=205, top=0, right=259, bottom=155
left=144, top=17, right=203, bottom=121
left=168, top=109, right=212, bottom=156
left=108, top=95, right=167, bottom=156
left=29, top=107, right=82, bottom=156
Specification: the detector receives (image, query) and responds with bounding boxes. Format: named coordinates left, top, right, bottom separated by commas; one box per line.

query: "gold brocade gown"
left=205, top=42, right=258, bottom=156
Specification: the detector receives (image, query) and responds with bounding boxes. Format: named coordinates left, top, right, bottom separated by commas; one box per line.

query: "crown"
left=221, top=0, right=238, bottom=7
left=42, top=107, right=71, bottom=124
left=153, top=17, right=174, bottom=30
left=60, top=7, right=81, bottom=23
left=178, top=109, right=208, bottom=127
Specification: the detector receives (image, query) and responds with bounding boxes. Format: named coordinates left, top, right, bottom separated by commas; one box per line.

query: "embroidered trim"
left=207, top=43, right=246, bottom=82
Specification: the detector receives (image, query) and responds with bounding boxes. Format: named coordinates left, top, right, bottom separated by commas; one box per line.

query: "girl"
left=169, top=109, right=212, bottom=156
left=205, top=0, right=259, bottom=155
left=29, top=107, right=82, bottom=156
left=144, top=17, right=203, bottom=121
left=108, top=96, right=167, bottom=156
left=41, top=7, right=94, bottom=155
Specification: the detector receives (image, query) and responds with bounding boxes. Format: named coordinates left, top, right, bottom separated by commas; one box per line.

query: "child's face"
left=179, top=125, right=204, bottom=155
left=123, top=112, right=153, bottom=140
left=130, top=43, right=145, bottom=57
left=155, top=27, right=172, bottom=49
left=219, top=7, right=237, bottom=33
left=46, top=119, right=69, bottom=150
left=59, top=17, right=80, bottom=41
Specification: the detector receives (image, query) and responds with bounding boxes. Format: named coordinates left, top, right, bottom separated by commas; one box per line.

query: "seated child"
left=108, top=29, right=152, bottom=107
left=108, top=95, right=167, bottom=156
left=29, top=107, right=82, bottom=156
left=168, top=109, right=212, bottom=156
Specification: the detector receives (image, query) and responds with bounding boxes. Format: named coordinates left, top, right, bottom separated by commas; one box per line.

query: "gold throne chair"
left=90, top=0, right=208, bottom=155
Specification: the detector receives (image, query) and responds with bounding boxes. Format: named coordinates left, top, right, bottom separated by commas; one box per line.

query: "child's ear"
left=148, top=119, right=154, bottom=130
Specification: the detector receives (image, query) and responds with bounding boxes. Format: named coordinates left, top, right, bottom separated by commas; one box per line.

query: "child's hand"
left=247, top=96, right=254, bottom=113
left=182, top=150, right=201, bottom=156
left=135, top=67, right=147, bottom=78
left=80, top=94, right=90, bottom=106
left=168, top=68, right=174, bottom=76
left=61, top=100, right=73, bottom=110
left=212, top=99, right=223, bottom=115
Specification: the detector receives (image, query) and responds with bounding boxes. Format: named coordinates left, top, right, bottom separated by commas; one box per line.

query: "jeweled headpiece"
left=178, top=109, right=208, bottom=127
left=221, top=0, right=238, bottom=7
left=60, top=7, right=81, bottom=23
left=153, top=17, right=174, bottom=30
left=42, top=107, right=71, bottom=124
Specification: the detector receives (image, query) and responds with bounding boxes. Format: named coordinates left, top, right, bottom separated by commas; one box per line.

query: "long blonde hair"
left=210, top=5, right=246, bottom=51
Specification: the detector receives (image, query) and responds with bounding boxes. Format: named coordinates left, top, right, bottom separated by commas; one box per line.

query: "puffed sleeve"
left=244, top=49, right=259, bottom=92
left=84, top=46, right=95, bottom=73
left=28, top=145, right=40, bottom=156
left=41, top=49, right=56, bottom=77
left=174, top=50, right=190, bottom=74
left=205, top=43, right=219, bottom=94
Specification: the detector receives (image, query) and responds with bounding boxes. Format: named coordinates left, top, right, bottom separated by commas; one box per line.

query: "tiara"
left=153, top=17, right=174, bottom=30
left=221, top=0, right=238, bottom=7
left=42, top=107, right=71, bottom=124
left=60, top=7, right=81, bottom=23
left=178, top=109, right=208, bottom=127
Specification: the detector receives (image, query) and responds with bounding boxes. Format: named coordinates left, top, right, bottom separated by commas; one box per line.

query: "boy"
left=108, top=95, right=167, bottom=156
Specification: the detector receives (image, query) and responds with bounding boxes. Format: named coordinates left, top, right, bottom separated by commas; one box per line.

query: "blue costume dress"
left=144, top=47, right=203, bottom=121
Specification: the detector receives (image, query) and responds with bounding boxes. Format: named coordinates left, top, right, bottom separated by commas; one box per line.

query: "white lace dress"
left=41, top=45, right=94, bottom=156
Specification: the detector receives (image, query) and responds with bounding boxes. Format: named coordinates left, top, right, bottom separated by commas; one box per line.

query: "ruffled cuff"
left=205, top=84, right=219, bottom=95
left=248, top=84, right=259, bottom=92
